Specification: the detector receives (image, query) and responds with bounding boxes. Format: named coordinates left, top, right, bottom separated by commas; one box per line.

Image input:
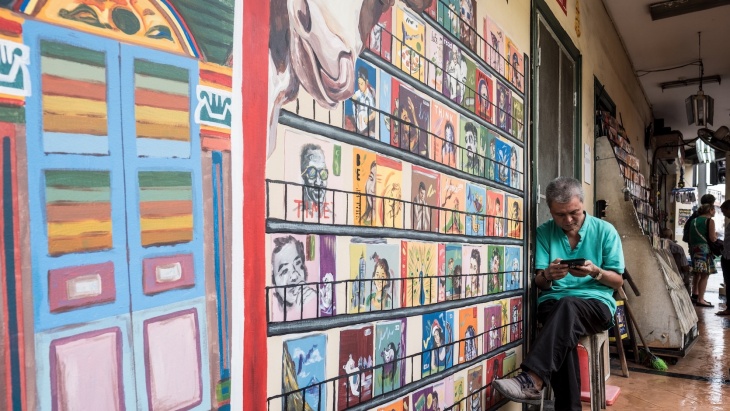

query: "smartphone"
left=560, top=258, right=586, bottom=268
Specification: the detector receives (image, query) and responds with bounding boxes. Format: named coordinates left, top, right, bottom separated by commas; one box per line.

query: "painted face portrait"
left=491, top=254, right=499, bottom=273
left=479, top=80, right=490, bottom=110
left=300, top=144, right=329, bottom=205
left=271, top=236, right=310, bottom=308
left=465, top=128, right=476, bottom=153
left=370, top=23, right=383, bottom=53
left=320, top=272, right=334, bottom=312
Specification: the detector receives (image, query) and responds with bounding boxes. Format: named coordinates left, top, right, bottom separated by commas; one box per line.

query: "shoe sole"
left=493, top=383, right=543, bottom=406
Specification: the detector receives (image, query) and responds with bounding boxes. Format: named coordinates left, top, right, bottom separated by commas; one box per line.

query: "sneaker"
left=492, top=372, right=543, bottom=405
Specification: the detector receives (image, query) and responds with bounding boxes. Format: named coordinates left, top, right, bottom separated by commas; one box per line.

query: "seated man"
left=661, top=228, right=691, bottom=296
left=493, top=177, right=624, bottom=410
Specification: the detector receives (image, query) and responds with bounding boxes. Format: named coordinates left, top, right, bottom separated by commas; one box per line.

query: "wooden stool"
left=578, top=330, right=608, bottom=411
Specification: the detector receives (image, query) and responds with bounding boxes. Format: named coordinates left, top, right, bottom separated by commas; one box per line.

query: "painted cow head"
left=268, top=0, right=431, bottom=156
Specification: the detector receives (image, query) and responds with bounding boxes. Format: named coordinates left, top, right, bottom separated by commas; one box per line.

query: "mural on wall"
left=264, top=0, right=528, bottom=409
left=0, top=1, right=235, bottom=409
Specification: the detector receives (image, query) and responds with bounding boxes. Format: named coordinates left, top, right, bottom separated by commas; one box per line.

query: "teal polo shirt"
left=535, top=213, right=624, bottom=315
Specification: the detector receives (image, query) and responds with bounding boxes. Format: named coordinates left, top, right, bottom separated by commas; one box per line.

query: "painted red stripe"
left=242, top=0, right=269, bottom=409
left=200, top=69, right=232, bottom=88
left=0, top=17, right=21, bottom=36
left=201, top=136, right=231, bottom=152
left=135, top=89, right=189, bottom=111
left=42, top=75, right=106, bottom=101
left=200, top=129, right=230, bottom=140
left=0, top=98, right=23, bottom=107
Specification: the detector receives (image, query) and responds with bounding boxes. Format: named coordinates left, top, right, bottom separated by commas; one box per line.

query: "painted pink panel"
left=48, top=262, right=116, bottom=312
left=144, top=308, right=202, bottom=411
left=50, top=328, right=124, bottom=411
left=142, top=254, right=195, bottom=295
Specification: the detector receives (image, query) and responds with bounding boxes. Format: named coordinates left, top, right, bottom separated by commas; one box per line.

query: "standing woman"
left=688, top=203, right=717, bottom=307
left=718, top=201, right=730, bottom=316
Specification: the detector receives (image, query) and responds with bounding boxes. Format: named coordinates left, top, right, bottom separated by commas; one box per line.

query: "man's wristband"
left=539, top=271, right=552, bottom=288
left=591, top=268, right=604, bottom=281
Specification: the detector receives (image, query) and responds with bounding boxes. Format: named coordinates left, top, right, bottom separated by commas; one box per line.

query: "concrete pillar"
left=697, top=163, right=707, bottom=198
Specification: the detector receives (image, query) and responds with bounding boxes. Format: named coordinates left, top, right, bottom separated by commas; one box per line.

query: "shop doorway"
left=533, top=10, right=580, bottom=224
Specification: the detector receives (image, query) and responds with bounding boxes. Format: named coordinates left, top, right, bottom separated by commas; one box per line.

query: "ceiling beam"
left=660, top=75, right=722, bottom=90
left=649, top=0, right=730, bottom=20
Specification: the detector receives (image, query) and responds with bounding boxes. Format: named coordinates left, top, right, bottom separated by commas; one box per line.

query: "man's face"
left=301, top=148, right=328, bottom=203
left=465, top=129, right=476, bottom=153
left=357, top=77, right=367, bottom=93
left=419, top=187, right=426, bottom=202
left=273, top=242, right=307, bottom=306
left=373, top=264, right=388, bottom=292
left=479, top=83, right=489, bottom=106
left=445, top=126, right=454, bottom=143
left=548, top=196, right=585, bottom=234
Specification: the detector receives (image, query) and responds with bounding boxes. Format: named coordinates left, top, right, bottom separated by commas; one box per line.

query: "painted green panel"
left=172, top=0, right=234, bottom=65
left=45, top=187, right=111, bottom=203
left=138, top=187, right=193, bottom=202
left=40, top=41, right=106, bottom=67
left=41, top=57, right=106, bottom=83
left=138, top=171, right=192, bottom=188
left=134, top=60, right=189, bottom=83
left=134, top=74, right=188, bottom=95
left=0, top=106, right=25, bottom=123
left=45, top=170, right=110, bottom=188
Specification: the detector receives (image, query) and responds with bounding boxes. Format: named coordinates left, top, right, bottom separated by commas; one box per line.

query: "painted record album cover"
left=485, top=352, right=505, bottom=408
left=402, top=241, right=438, bottom=307
left=506, top=36, right=524, bottom=92
left=395, top=6, right=426, bottom=81
left=460, top=0, right=478, bottom=53
left=397, top=85, right=430, bottom=156
left=503, top=245, right=522, bottom=291
left=487, top=245, right=504, bottom=295
left=369, top=6, right=393, bottom=62
left=430, top=99, right=460, bottom=169
left=282, top=334, right=327, bottom=411
left=465, top=182, right=486, bottom=236
left=344, top=59, right=377, bottom=138
left=510, top=296, right=524, bottom=342
left=374, top=319, right=407, bottom=396
left=485, top=188, right=505, bottom=237
left=422, top=311, right=454, bottom=377
left=426, top=25, right=444, bottom=93
left=338, top=325, right=374, bottom=409
left=353, top=148, right=377, bottom=227
left=440, top=177, right=466, bottom=235
left=458, top=307, right=479, bottom=364
left=376, top=155, right=404, bottom=229
left=411, top=165, right=440, bottom=232
left=269, top=233, right=319, bottom=322
left=463, top=244, right=486, bottom=298
left=484, top=303, right=502, bottom=353
left=467, top=364, right=483, bottom=411
left=496, top=81, right=512, bottom=133
left=319, top=235, right=337, bottom=317
left=444, top=243, right=463, bottom=301
left=506, top=195, right=523, bottom=239
left=494, top=136, right=512, bottom=187
left=485, top=16, right=505, bottom=74
left=475, top=69, right=494, bottom=124
left=348, top=241, right=399, bottom=313
left=460, top=117, right=482, bottom=177
left=443, top=38, right=467, bottom=105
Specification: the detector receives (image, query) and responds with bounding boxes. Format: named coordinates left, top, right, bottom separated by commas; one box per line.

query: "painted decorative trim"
left=195, top=85, right=232, bottom=129
left=142, top=253, right=195, bottom=295
left=48, top=262, right=116, bottom=312
left=0, top=40, right=31, bottom=97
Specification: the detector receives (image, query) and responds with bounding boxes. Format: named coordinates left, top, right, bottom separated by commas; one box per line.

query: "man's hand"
left=568, top=259, right=600, bottom=278
left=545, top=258, right=571, bottom=281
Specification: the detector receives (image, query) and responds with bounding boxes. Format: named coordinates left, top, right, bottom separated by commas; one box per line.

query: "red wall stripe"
left=241, top=0, right=269, bottom=409
left=200, top=69, right=233, bottom=88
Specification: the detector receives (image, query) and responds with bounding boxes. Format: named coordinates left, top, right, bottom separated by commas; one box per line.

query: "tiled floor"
left=591, top=273, right=730, bottom=410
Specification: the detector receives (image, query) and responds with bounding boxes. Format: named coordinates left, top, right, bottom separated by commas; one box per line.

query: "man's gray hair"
left=545, top=177, right=584, bottom=206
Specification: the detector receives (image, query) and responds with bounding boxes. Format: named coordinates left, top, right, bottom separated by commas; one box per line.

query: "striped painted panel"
left=40, top=41, right=109, bottom=155
left=134, top=60, right=191, bottom=159
left=138, top=171, right=193, bottom=247
left=45, top=170, right=112, bottom=256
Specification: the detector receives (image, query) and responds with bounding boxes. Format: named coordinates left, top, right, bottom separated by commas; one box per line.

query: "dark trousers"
left=521, top=297, right=612, bottom=411
left=721, top=257, right=730, bottom=297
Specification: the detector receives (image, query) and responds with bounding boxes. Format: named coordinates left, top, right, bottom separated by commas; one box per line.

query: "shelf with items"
left=420, top=0, right=526, bottom=97
left=365, top=4, right=526, bottom=144
left=597, top=110, right=656, bottom=237
left=266, top=5, right=530, bottom=411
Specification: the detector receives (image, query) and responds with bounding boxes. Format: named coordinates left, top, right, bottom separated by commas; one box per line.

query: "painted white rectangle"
left=53, top=331, right=122, bottom=410
left=145, top=310, right=201, bottom=410
left=66, top=273, right=103, bottom=300
left=155, top=262, right=182, bottom=283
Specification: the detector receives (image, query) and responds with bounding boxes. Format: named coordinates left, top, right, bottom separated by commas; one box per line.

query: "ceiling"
left=602, top=0, right=730, bottom=143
